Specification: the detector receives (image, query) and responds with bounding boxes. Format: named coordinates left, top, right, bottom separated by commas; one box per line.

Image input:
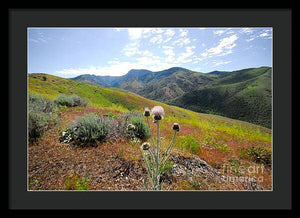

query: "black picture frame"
left=8, top=8, right=292, bottom=210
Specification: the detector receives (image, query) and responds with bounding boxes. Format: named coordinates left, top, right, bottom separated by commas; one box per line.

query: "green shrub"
left=28, top=111, right=52, bottom=142
left=246, top=146, right=272, bottom=166
left=68, top=113, right=110, bottom=145
left=29, top=93, right=55, bottom=113
left=54, top=94, right=87, bottom=107
left=28, top=93, right=57, bottom=142
left=130, top=116, right=150, bottom=141
left=239, top=146, right=271, bottom=167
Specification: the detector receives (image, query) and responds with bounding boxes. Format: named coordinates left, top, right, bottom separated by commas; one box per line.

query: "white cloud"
left=150, top=35, right=164, bottom=44
left=246, top=37, right=255, bottom=42
left=164, top=29, right=175, bottom=37
left=162, top=46, right=175, bottom=56
left=200, top=34, right=238, bottom=58
left=259, top=32, right=269, bottom=37
left=140, top=28, right=164, bottom=38
left=226, top=30, right=235, bottom=35
left=139, top=50, right=153, bottom=56
left=240, top=28, right=254, bottom=34
left=127, top=28, right=144, bottom=40
left=122, top=42, right=140, bottom=56
left=174, top=46, right=195, bottom=64
left=122, top=41, right=155, bottom=57
left=164, top=37, right=172, bottom=43
left=152, top=28, right=164, bottom=34
left=122, top=28, right=166, bottom=40
left=179, top=29, right=188, bottom=37
left=162, top=46, right=175, bottom=62
left=213, top=30, right=226, bottom=36
left=54, top=62, right=139, bottom=77
left=172, top=37, right=191, bottom=47
left=246, top=29, right=272, bottom=42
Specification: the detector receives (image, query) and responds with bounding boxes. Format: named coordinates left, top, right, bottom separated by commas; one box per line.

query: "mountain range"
left=71, top=66, right=272, bottom=128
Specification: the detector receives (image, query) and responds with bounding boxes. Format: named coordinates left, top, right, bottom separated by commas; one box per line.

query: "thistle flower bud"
left=151, top=106, right=164, bottom=120
left=172, top=123, right=180, bottom=132
left=144, top=107, right=151, bottom=117
left=141, top=142, right=150, bottom=150
left=127, top=124, right=136, bottom=131
left=153, top=115, right=162, bottom=120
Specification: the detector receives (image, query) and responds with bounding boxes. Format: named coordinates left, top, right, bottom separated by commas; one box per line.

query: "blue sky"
left=28, top=27, right=272, bottom=78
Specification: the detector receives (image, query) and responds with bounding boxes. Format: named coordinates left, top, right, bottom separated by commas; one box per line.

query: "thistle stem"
left=156, top=120, right=161, bottom=188
left=140, top=148, right=154, bottom=188
left=146, top=116, right=156, bottom=164
left=161, top=131, right=177, bottom=168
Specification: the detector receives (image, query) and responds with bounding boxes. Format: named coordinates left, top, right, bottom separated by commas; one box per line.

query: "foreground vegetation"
left=28, top=73, right=272, bottom=190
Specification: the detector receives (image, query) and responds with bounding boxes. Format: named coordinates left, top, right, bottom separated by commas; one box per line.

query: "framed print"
left=8, top=8, right=292, bottom=210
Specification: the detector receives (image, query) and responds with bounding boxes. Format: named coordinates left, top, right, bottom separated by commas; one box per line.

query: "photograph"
left=27, top=27, right=273, bottom=191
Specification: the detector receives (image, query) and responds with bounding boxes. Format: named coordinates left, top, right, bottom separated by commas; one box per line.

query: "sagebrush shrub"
left=28, top=111, right=52, bottom=142
left=68, top=113, right=110, bottom=144
left=130, top=116, right=150, bottom=141
left=28, top=93, right=57, bottom=142
left=28, top=113, right=58, bottom=142
left=29, top=93, right=55, bottom=113
left=54, top=94, right=87, bottom=107
left=71, top=94, right=88, bottom=107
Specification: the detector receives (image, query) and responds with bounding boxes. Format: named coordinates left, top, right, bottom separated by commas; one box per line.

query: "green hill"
left=168, top=67, right=272, bottom=128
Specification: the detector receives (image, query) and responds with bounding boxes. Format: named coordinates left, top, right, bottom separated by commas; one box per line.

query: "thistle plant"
left=127, top=106, right=179, bottom=190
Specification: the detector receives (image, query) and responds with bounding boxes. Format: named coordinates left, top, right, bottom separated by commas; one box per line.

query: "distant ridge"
left=70, top=66, right=272, bottom=128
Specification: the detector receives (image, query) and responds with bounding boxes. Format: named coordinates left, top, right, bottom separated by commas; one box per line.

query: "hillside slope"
left=168, top=67, right=272, bottom=128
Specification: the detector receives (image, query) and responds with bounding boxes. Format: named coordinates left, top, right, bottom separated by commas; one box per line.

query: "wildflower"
left=127, top=124, right=136, bottom=131
left=144, top=107, right=151, bottom=117
left=141, top=142, right=151, bottom=150
left=151, top=106, right=165, bottom=120
left=172, top=123, right=180, bottom=132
